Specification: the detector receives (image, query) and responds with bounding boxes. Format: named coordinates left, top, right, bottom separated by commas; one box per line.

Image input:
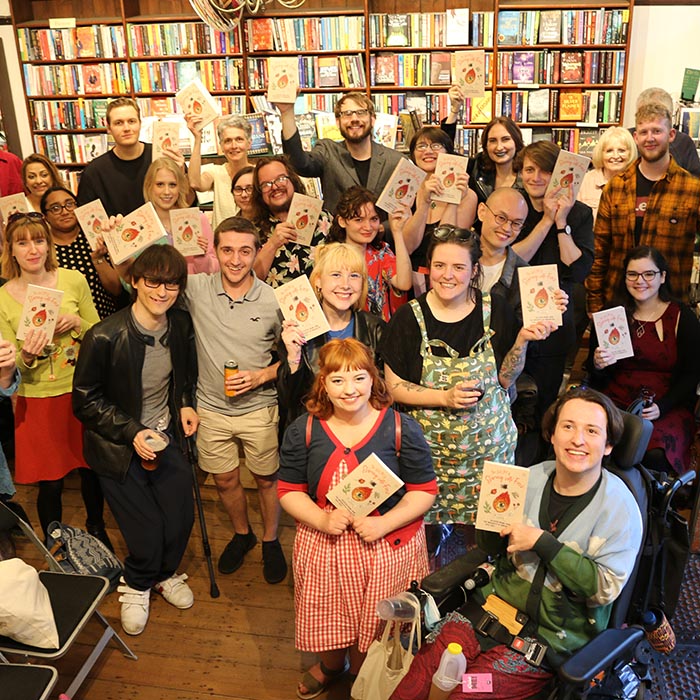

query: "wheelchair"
left=414, top=411, right=694, bottom=700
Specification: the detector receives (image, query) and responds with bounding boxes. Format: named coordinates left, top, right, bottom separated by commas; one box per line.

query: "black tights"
left=37, top=468, right=105, bottom=538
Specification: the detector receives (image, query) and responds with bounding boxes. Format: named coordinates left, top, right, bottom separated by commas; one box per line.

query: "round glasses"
left=233, top=185, right=253, bottom=196
left=483, top=203, right=525, bottom=232
left=414, top=142, right=446, bottom=152
left=45, top=200, right=77, bottom=215
left=259, top=174, right=291, bottom=192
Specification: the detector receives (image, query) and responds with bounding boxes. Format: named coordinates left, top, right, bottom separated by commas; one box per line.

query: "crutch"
left=186, top=437, right=220, bottom=598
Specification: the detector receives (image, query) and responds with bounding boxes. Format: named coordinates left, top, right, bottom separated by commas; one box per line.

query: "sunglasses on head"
left=432, top=225, right=478, bottom=242
left=6, top=211, right=45, bottom=226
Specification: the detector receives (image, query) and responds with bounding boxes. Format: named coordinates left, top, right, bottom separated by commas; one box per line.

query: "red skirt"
left=14, top=394, right=85, bottom=484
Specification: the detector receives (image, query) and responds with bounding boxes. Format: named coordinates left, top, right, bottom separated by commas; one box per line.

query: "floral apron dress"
left=409, top=294, right=517, bottom=524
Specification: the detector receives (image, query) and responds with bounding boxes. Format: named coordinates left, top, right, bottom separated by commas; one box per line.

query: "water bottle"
left=463, top=562, right=494, bottom=591
left=376, top=591, right=419, bottom=620
left=428, top=642, right=467, bottom=700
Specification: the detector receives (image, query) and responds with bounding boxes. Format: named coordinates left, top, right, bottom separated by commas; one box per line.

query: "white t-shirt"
left=481, top=259, right=506, bottom=293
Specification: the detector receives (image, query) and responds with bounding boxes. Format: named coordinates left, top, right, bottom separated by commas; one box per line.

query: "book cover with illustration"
left=103, top=202, right=167, bottom=265
left=81, top=65, right=103, bottom=94
left=170, top=208, right=204, bottom=257
left=453, top=50, right=485, bottom=98
left=592, top=306, right=634, bottom=361
left=558, top=92, right=584, bottom=121
left=372, top=112, right=398, bottom=149
left=326, top=452, right=404, bottom=518
left=497, top=11, right=520, bottom=45
left=151, top=120, right=180, bottom=160
left=430, top=52, right=452, bottom=86
left=317, top=56, right=340, bottom=88
left=470, top=94, right=493, bottom=124
left=266, top=56, right=299, bottom=103
left=385, top=14, right=410, bottom=47
left=512, top=52, right=535, bottom=83
left=16, top=285, right=64, bottom=342
left=287, top=193, right=324, bottom=247
left=433, top=153, right=469, bottom=205
left=527, top=89, right=551, bottom=122
left=518, top=264, right=563, bottom=328
left=315, top=112, right=343, bottom=141
left=74, top=199, right=109, bottom=251
left=273, top=274, right=330, bottom=341
left=560, top=51, right=584, bottom=83
left=175, top=78, right=220, bottom=128
left=0, top=193, right=29, bottom=224
left=538, top=10, right=562, bottom=43
left=475, top=461, right=530, bottom=533
left=545, top=149, right=591, bottom=200
left=376, top=159, right=426, bottom=214
left=295, top=113, right=318, bottom=151
left=375, top=54, right=397, bottom=85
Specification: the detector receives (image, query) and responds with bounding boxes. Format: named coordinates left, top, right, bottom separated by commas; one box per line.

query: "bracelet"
left=289, top=355, right=302, bottom=365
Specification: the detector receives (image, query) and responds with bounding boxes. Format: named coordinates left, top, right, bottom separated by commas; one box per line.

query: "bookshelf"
left=10, top=0, right=634, bottom=173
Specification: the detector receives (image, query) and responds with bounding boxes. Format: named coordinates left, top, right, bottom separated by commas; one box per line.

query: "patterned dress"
left=365, top=242, right=407, bottom=321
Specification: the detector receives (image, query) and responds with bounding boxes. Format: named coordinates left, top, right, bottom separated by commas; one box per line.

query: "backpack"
left=46, top=521, right=123, bottom=593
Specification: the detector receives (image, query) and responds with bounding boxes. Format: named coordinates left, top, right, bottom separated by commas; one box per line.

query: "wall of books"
left=10, top=0, right=633, bottom=175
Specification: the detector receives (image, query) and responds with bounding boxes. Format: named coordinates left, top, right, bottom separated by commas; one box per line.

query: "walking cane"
left=186, top=437, right=220, bottom=598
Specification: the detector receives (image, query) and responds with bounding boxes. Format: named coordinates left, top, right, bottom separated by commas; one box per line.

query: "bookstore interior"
left=3, top=0, right=700, bottom=193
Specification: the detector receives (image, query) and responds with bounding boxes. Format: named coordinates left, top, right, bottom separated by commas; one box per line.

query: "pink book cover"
left=170, top=208, right=204, bottom=257
left=475, top=461, right=530, bottom=533
left=266, top=56, right=299, bottom=103
left=287, top=193, right=323, bottom=247
left=175, top=79, right=220, bottom=128
left=0, top=193, right=28, bottom=225
left=273, top=274, right=330, bottom=341
left=518, top=264, right=563, bottom=328
left=544, top=149, right=591, bottom=201
left=74, top=199, right=109, bottom=251
left=103, top=202, right=167, bottom=265
left=16, top=284, right=64, bottom=341
left=433, top=153, right=468, bottom=205
left=453, top=50, right=485, bottom=98
left=376, top=159, right=426, bottom=215
left=592, top=306, right=634, bottom=361
left=151, top=120, right=180, bottom=160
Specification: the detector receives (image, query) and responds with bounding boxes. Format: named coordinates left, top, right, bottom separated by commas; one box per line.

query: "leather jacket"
left=276, top=310, right=385, bottom=430
left=72, top=306, right=197, bottom=482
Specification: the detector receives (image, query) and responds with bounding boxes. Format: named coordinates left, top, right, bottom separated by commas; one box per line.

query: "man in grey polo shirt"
left=184, top=216, right=286, bottom=584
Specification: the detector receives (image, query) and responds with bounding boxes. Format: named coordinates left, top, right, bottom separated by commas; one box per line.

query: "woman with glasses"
left=143, top=157, right=218, bottom=274
left=379, top=225, right=556, bottom=540
left=230, top=165, right=259, bottom=223
left=588, top=246, right=700, bottom=475
left=401, top=127, right=478, bottom=281
left=0, top=212, right=102, bottom=541
left=41, top=186, right=122, bottom=319
left=22, top=154, right=67, bottom=213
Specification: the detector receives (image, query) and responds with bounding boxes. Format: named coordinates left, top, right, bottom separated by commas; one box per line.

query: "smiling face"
left=149, top=167, right=179, bottom=213
left=338, top=203, right=380, bottom=249
left=220, top=127, right=251, bottom=166
left=323, top=367, right=373, bottom=417
left=106, top=105, right=141, bottom=148
left=133, top=277, right=180, bottom=323
left=337, top=98, right=374, bottom=145
left=412, top=137, right=447, bottom=173
left=215, top=229, right=258, bottom=293
left=429, top=242, right=476, bottom=305
left=318, top=266, right=364, bottom=316
left=634, top=117, right=675, bottom=164
left=24, top=162, right=53, bottom=200
left=625, top=256, right=665, bottom=305
left=602, top=138, right=631, bottom=177
left=520, top=156, right=552, bottom=201
left=478, top=189, right=528, bottom=254
left=258, top=161, right=294, bottom=215
left=485, top=123, right=517, bottom=167
left=232, top=171, right=254, bottom=212
left=12, top=231, right=49, bottom=275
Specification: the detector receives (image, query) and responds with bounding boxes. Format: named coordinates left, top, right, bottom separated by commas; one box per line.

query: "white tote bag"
left=351, top=607, right=421, bottom=700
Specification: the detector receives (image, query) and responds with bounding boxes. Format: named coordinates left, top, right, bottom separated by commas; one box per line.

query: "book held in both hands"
left=433, top=153, right=469, bottom=205
left=545, top=149, right=591, bottom=201
left=16, top=285, right=64, bottom=342
left=475, top=461, right=530, bottom=533
left=376, top=159, right=426, bottom=214
left=326, top=452, right=404, bottom=518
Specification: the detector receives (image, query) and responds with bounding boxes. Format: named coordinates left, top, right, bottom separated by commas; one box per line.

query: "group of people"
left=0, top=80, right=697, bottom=700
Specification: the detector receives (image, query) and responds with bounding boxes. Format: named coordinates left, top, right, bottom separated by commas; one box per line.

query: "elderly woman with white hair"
left=577, top=126, right=637, bottom=221
left=185, top=114, right=253, bottom=228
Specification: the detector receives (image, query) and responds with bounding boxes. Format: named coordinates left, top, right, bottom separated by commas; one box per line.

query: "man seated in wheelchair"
left=392, top=386, right=643, bottom=700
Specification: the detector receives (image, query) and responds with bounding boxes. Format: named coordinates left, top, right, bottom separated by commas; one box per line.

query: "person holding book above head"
left=512, top=140, right=594, bottom=420
left=273, top=91, right=407, bottom=214
left=0, top=212, right=106, bottom=545
left=40, top=186, right=122, bottom=319
left=279, top=337, right=436, bottom=699
left=379, top=225, right=558, bottom=551
left=587, top=246, right=700, bottom=477
left=251, top=155, right=332, bottom=288
left=185, top=114, right=254, bottom=229
left=391, top=386, right=643, bottom=700
left=577, top=126, right=637, bottom=221
left=230, top=165, right=260, bottom=223
left=278, top=242, right=385, bottom=432
left=22, top=154, right=66, bottom=212
left=73, top=245, right=199, bottom=636
left=586, top=102, right=700, bottom=316
left=401, top=126, right=478, bottom=276
left=143, top=157, right=218, bottom=274
left=326, top=185, right=411, bottom=321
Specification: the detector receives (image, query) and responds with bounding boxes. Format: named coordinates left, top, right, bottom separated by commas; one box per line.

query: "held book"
left=475, top=461, right=530, bottom=533
left=175, top=78, right=220, bottom=128
left=518, top=264, right=563, bottom=328
left=544, top=149, right=591, bottom=201
left=433, top=153, right=469, bottom=205
left=287, top=193, right=324, bottom=247
left=453, top=50, right=485, bottom=98
left=169, top=208, right=204, bottom=257
left=102, top=202, right=167, bottom=265
left=151, top=119, right=180, bottom=160
left=0, top=193, right=29, bottom=225
left=16, top=285, right=64, bottom=342
left=376, top=159, right=426, bottom=215
left=592, top=306, right=634, bottom=361
left=326, top=452, right=404, bottom=518
left=266, top=56, right=299, bottom=103
left=74, top=199, right=109, bottom=251
left=273, top=274, right=330, bottom=341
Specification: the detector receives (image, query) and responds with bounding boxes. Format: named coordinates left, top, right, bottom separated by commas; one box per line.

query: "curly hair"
left=327, top=186, right=383, bottom=250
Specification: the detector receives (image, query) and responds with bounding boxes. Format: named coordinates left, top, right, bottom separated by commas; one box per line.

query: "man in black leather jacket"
left=72, top=245, right=199, bottom=636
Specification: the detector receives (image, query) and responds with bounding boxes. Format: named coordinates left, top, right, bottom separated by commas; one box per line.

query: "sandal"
left=296, top=661, right=348, bottom=700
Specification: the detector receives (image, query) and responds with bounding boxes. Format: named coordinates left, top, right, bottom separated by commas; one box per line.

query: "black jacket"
left=277, top=310, right=385, bottom=431
left=72, top=306, right=197, bottom=482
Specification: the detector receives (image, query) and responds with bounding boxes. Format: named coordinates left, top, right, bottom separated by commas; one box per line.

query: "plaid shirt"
left=586, top=157, right=700, bottom=313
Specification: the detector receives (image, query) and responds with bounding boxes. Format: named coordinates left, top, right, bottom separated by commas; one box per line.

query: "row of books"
left=544, top=126, right=602, bottom=155
left=371, top=91, right=493, bottom=126
left=369, top=12, right=457, bottom=49
left=496, top=49, right=625, bottom=86
left=126, top=22, right=240, bottom=58
left=495, top=88, right=622, bottom=123
left=30, top=98, right=109, bottom=131
left=454, top=126, right=485, bottom=157
left=17, top=25, right=125, bottom=62
left=244, top=16, right=365, bottom=53
left=34, top=132, right=109, bottom=166
left=130, top=58, right=244, bottom=94
left=497, top=9, right=629, bottom=47
left=247, top=56, right=366, bottom=91
left=58, top=169, right=80, bottom=193
left=369, top=52, right=492, bottom=89
left=23, top=62, right=130, bottom=97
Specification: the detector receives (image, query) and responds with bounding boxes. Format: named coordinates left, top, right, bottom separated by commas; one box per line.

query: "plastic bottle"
left=428, top=643, right=467, bottom=700
left=463, top=562, right=494, bottom=591
left=376, top=591, right=419, bottom=620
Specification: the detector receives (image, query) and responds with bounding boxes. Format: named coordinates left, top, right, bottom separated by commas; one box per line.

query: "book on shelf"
left=538, top=10, right=562, bottom=43
left=247, top=17, right=275, bottom=51
left=680, top=108, right=700, bottom=140
left=375, top=54, right=396, bottom=85
left=16, top=285, right=64, bottom=342
left=242, top=113, right=270, bottom=155
left=170, top=208, right=205, bottom=257
left=373, top=112, right=398, bottom=150
left=527, top=89, right=551, bottom=122
left=454, top=51, right=485, bottom=98
left=429, top=53, right=452, bottom=87
left=274, top=274, right=330, bottom=339
left=295, top=113, right=318, bottom=152
left=475, top=461, right=530, bottom=533
left=470, top=94, right=493, bottom=124
left=176, top=61, right=199, bottom=87
left=317, top=56, right=340, bottom=88
left=385, top=15, right=410, bottom=48
left=559, top=92, right=584, bottom=121
left=82, top=65, right=103, bottom=94
left=445, top=8, right=470, bottom=47
left=497, top=11, right=521, bottom=46
left=512, top=52, right=535, bottom=84
left=175, top=79, right=220, bottom=129
left=577, top=128, right=601, bottom=157
left=560, top=52, right=584, bottom=84
left=315, top=112, right=342, bottom=141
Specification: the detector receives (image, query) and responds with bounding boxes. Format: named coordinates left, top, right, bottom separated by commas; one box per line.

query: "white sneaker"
left=118, top=578, right=151, bottom=635
left=153, top=573, right=194, bottom=609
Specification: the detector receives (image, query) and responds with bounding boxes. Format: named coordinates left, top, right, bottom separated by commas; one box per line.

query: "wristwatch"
left=556, top=225, right=572, bottom=236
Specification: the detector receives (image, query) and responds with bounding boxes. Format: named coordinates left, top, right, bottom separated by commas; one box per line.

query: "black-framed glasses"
left=233, top=185, right=253, bottom=195
left=432, top=224, right=477, bottom=242
left=6, top=211, right=45, bottom=226
left=483, top=203, right=525, bottom=232
left=414, top=142, right=446, bottom=152
left=339, top=108, right=369, bottom=118
left=259, top=174, right=291, bottom=192
left=45, top=200, right=77, bottom=215
left=142, top=277, right=180, bottom=291
left=625, top=270, right=662, bottom=282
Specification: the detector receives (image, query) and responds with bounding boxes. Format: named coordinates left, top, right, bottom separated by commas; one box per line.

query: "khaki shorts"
left=196, top=405, right=279, bottom=476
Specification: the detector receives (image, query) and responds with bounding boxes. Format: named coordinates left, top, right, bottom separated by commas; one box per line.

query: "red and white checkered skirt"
left=292, top=520, right=428, bottom=653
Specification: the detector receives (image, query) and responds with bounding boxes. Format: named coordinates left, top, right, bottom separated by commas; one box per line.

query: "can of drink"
left=224, top=360, right=239, bottom=397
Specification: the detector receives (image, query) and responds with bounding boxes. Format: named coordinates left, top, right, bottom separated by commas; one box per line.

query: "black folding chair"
left=0, top=663, right=57, bottom=700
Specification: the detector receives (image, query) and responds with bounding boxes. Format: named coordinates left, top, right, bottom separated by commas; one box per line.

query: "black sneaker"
left=88, top=526, right=115, bottom=553
left=218, top=531, right=257, bottom=574
left=262, top=539, right=287, bottom=584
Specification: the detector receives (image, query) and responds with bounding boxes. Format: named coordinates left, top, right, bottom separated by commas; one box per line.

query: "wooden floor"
left=8, top=471, right=355, bottom=700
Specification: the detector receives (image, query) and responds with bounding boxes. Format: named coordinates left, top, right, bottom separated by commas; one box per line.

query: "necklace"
left=634, top=318, right=648, bottom=338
